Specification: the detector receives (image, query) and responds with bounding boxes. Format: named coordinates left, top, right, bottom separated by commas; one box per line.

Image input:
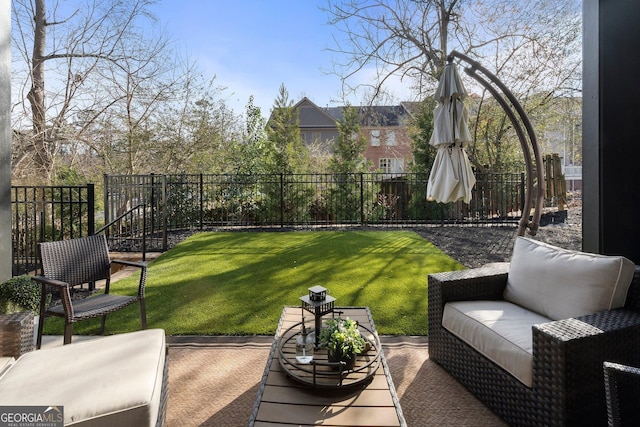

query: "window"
left=301, top=131, right=324, bottom=144
left=379, top=158, right=405, bottom=174
left=393, top=158, right=404, bottom=173
left=386, top=130, right=396, bottom=146
left=370, top=130, right=380, bottom=146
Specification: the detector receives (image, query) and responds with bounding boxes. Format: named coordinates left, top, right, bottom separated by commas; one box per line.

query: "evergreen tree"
left=408, top=99, right=437, bottom=173
left=328, top=105, right=370, bottom=221
left=328, top=105, right=370, bottom=174
left=231, top=96, right=268, bottom=175
left=266, top=84, right=309, bottom=174
left=263, top=85, right=311, bottom=222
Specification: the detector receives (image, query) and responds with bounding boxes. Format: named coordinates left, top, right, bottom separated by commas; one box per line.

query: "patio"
left=2, top=0, right=640, bottom=424
left=166, top=335, right=506, bottom=426
left=160, top=207, right=579, bottom=425
left=23, top=207, right=582, bottom=426
left=7, top=210, right=607, bottom=425
left=36, top=334, right=505, bottom=426
left=165, top=212, right=578, bottom=425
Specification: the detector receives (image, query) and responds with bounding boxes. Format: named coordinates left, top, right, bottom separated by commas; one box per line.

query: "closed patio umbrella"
left=426, top=62, right=476, bottom=204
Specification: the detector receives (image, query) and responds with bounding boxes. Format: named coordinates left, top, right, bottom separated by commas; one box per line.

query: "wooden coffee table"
left=248, top=306, right=406, bottom=426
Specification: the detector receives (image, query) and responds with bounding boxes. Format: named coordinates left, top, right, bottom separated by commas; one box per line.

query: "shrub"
left=0, top=275, right=48, bottom=315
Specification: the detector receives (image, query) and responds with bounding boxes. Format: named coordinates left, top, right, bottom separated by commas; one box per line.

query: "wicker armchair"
left=428, top=264, right=640, bottom=427
left=604, top=361, right=640, bottom=426
left=33, top=235, right=147, bottom=348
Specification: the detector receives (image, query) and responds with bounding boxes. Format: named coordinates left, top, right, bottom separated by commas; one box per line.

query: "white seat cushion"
left=504, top=237, right=635, bottom=320
left=442, top=300, right=551, bottom=387
left=0, top=329, right=166, bottom=427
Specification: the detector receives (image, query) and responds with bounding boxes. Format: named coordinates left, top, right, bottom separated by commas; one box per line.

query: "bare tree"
left=11, top=0, right=172, bottom=182
left=324, top=0, right=580, bottom=100
left=152, top=71, right=241, bottom=175
left=323, top=0, right=581, bottom=171
left=323, top=0, right=471, bottom=103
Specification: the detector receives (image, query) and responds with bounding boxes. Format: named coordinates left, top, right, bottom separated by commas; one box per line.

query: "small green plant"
left=319, top=317, right=367, bottom=358
left=0, top=275, right=48, bottom=315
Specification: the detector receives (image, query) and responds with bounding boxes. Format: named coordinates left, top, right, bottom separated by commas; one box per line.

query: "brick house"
left=294, top=97, right=416, bottom=174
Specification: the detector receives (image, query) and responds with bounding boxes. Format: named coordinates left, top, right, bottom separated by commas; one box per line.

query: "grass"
left=43, top=230, right=464, bottom=337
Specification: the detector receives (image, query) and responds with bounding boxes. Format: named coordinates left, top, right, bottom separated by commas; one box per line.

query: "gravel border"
left=416, top=205, right=582, bottom=268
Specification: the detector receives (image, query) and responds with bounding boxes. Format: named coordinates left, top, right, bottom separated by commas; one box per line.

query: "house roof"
left=295, top=98, right=338, bottom=128
left=292, top=97, right=415, bottom=128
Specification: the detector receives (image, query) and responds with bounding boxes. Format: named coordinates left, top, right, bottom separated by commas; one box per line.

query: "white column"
left=0, top=0, right=11, bottom=280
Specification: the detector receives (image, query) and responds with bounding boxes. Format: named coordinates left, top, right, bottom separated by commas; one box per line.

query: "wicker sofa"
left=603, top=361, right=640, bottom=426
left=428, top=237, right=640, bottom=426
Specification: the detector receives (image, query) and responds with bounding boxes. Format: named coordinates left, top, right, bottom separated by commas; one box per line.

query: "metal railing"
left=11, top=184, right=95, bottom=275
left=104, top=172, right=526, bottom=251
left=95, top=203, right=149, bottom=260
left=9, top=172, right=529, bottom=275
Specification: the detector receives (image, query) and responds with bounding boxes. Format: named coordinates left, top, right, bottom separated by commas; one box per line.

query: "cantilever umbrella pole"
left=446, top=51, right=544, bottom=236
left=462, top=69, right=536, bottom=235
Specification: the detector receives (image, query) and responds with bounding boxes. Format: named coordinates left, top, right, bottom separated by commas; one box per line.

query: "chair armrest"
left=111, top=259, right=148, bottom=299
left=604, top=361, right=640, bottom=426
left=428, top=263, right=509, bottom=305
left=428, top=263, right=509, bottom=338
left=533, top=309, right=640, bottom=349
left=31, top=275, right=69, bottom=290
left=112, top=259, right=147, bottom=269
left=531, top=308, right=640, bottom=418
left=604, top=361, right=640, bottom=377
left=31, top=276, right=74, bottom=323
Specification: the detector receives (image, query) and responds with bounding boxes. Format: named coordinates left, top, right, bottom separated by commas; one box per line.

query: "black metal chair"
left=33, top=234, right=147, bottom=348
left=604, top=362, right=640, bottom=427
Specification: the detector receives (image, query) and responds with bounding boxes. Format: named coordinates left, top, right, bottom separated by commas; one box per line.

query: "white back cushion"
left=504, top=237, right=635, bottom=320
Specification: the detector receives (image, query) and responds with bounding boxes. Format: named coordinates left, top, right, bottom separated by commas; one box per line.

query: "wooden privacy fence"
left=544, top=153, right=568, bottom=210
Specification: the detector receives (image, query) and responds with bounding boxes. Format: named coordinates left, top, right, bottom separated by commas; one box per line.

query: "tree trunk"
left=26, top=0, right=52, bottom=179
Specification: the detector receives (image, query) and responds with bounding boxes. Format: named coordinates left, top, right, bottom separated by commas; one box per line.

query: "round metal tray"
left=277, top=321, right=381, bottom=389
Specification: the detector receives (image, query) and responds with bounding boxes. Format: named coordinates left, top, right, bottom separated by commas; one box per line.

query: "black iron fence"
left=104, top=172, right=526, bottom=251
left=10, top=172, right=528, bottom=274
left=11, top=185, right=95, bottom=275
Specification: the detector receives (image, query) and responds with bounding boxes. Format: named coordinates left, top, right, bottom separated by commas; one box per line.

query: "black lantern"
left=300, top=286, right=335, bottom=348
left=308, top=285, right=327, bottom=301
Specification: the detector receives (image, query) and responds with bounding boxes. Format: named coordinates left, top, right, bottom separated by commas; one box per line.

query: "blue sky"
left=153, top=1, right=410, bottom=116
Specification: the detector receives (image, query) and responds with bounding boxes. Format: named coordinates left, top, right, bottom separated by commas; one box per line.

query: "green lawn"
left=44, top=231, right=464, bottom=336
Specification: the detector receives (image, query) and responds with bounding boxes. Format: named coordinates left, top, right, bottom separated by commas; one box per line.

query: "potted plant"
left=0, top=275, right=47, bottom=315
left=0, top=275, right=50, bottom=345
left=319, top=317, right=367, bottom=370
